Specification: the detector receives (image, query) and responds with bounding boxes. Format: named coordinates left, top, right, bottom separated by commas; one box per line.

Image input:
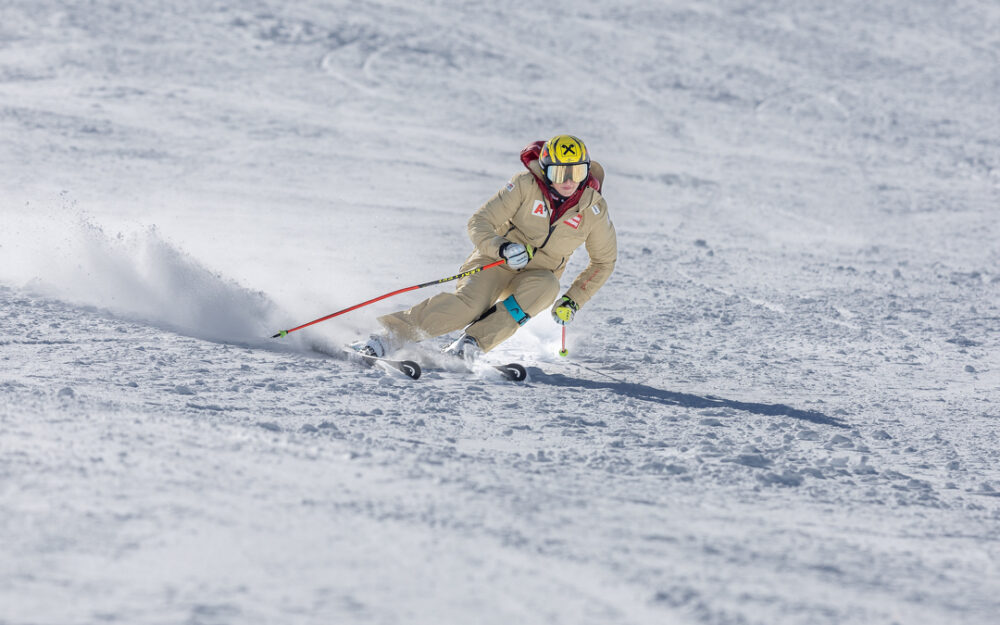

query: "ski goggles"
left=545, top=163, right=590, bottom=184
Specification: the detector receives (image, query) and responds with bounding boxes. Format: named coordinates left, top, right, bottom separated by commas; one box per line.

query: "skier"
left=356, top=134, right=617, bottom=361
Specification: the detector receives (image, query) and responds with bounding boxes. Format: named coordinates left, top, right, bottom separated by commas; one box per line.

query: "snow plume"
left=0, top=211, right=278, bottom=345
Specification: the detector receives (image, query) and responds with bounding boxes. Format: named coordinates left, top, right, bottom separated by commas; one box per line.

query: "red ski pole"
left=271, top=259, right=507, bottom=338
left=559, top=325, right=568, bottom=357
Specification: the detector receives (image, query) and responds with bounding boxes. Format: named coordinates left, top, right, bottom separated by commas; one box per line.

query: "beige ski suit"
left=379, top=159, right=617, bottom=352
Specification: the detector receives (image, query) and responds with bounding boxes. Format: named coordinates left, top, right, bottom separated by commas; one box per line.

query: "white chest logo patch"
left=531, top=200, right=548, bottom=217
left=591, top=204, right=601, bottom=215
left=564, top=214, right=583, bottom=229
left=505, top=182, right=515, bottom=192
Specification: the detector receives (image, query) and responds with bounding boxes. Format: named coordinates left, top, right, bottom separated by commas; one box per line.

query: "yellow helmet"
left=539, top=135, right=590, bottom=183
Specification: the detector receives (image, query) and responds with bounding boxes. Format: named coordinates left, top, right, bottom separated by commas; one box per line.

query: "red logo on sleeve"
left=531, top=200, right=548, bottom=217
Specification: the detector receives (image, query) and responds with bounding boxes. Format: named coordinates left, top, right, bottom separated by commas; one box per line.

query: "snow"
left=2, top=1, right=999, bottom=623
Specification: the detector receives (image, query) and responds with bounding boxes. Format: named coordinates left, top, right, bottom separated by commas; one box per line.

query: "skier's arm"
left=564, top=203, right=617, bottom=308
left=468, top=177, right=524, bottom=258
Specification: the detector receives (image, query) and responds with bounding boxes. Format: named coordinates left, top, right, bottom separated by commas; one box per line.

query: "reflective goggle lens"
left=546, top=163, right=589, bottom=184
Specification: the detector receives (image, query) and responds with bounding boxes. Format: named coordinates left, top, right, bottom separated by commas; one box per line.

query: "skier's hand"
left=499, top=241, right=530, bottom=269
left=551, top=296, right=578, bottom=325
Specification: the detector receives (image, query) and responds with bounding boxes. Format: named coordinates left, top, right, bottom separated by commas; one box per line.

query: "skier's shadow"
left=527, top=367, right=847, bottom=428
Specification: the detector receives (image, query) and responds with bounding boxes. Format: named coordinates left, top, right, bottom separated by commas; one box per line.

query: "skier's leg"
left=464, top=269, right=560, bottom=352
left=378, top=266, right=511, bottom=344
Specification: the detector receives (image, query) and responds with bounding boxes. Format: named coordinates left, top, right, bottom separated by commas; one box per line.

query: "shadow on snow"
left=527, top=368, right=847, bottom=428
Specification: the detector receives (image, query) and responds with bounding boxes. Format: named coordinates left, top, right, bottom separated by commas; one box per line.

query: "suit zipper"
left=503, top=202, right=577, bottom=256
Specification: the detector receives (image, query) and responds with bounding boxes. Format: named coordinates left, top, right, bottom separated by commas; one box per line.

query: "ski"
left=444, top=358, right=527, bottom=382
left=343, top=348, right=422, bottom=380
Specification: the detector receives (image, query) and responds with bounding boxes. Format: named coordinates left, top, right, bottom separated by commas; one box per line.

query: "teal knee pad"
left=501, top=295, right=530, bottom=326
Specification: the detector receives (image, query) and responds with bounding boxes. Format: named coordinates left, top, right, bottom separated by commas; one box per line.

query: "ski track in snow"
left=2, top=1, right=999, bottom=624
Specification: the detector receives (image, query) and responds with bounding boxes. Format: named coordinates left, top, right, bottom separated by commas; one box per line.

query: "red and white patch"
left=563, top=214, right=583, bottom=229
left=531, top=200, right=548, bottom=217
left=505, top=182, right=515, bottom=192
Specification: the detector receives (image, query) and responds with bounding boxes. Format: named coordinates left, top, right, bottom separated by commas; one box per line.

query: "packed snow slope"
left=2, top=1, right=999, bottom=624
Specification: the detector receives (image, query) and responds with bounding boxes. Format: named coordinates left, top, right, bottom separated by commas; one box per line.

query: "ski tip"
left=400, top=360, right=422, bottom=380
left=496, top=363, right=527, bottom=382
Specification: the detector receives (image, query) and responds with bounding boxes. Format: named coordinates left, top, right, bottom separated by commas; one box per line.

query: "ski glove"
left=499, top=241, right=531, bottom=269
left=551, top=296, right=579, bottom=325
